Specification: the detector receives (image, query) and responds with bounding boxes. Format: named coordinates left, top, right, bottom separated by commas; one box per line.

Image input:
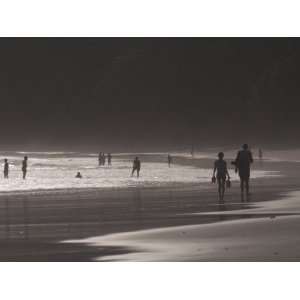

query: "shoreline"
left=0, top=156, right=298, bottom=261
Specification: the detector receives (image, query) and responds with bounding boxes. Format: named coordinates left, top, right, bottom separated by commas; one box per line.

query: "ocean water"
left=175, top=148, right=300, bottom=162
left=0, top=151, right=279, bottom=193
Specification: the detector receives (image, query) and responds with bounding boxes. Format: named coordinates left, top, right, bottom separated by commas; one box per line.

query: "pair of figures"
left=212, top=144, right=253, bottom=200
left=3, top=156, right=28, bottom=179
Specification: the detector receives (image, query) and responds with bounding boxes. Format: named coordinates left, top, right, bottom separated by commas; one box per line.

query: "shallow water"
left=176, top=148, right=300, bottom=162
left=0, top=151, right=278, bottom=193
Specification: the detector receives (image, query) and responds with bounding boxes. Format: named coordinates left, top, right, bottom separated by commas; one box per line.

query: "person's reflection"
left=218, top=198, right=227, bottom=221
left=133, top=188, right=143, bottom=227
left=246, top=193, right=250, bottom=202
left=23, top=198, right=29, bottom=240
left=241, top=192, right=251, bottom=203
left=168, top=190, right=178, bottom=210
left=241, top=192, right=244, bottom=202
left=5, top=199, right=10, bottom=240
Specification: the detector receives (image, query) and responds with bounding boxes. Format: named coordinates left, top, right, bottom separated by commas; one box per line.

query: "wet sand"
left=0, top=156, right=299, bottom=261
left=76, top=214, right=300, bottom=261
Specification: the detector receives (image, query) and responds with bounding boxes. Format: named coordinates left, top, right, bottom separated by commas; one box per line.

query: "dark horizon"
left=0, top=38, right=300, bottom=151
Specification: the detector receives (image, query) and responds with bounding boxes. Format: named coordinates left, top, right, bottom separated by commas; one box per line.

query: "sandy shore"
left=75, top=193, right=300, bottom=261
left=0, top=155, right=299, bottom=261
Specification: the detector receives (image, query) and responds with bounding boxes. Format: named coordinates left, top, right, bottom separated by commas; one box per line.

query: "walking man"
left=233, top=144, right=253, bottom=196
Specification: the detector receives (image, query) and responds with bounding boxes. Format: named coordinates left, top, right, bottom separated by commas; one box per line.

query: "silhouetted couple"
left=98, top=152, right=112, bottom=166
left=213, top=144, right=253, bottom=200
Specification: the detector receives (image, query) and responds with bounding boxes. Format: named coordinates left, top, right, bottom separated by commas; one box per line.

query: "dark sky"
left=0, top=38, right=299, bottom=151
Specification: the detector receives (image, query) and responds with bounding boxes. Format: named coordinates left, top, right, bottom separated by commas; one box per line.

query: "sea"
left=0, top=150, right=280, bottom=193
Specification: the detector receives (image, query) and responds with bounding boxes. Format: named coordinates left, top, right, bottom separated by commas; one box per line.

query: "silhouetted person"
left=131, top=157, right=141, bottom=178
left=107, top=153, right=112, bottom=166
left=4, top=159, right=8, bottom=178
left=233, top=144, right=253, bottom=196
left=98, top=152, right=102, bottom=166
left=258, top=148, right=263, bottom=160
left=212, top=152, right=230, bottom=201
left=102, top=153, right=106, bottom=165
left=22, top=156, right=28, bottom=179
left=168, top=154, right=172, bottom=167
left=75, top=172, right=82, bottom=178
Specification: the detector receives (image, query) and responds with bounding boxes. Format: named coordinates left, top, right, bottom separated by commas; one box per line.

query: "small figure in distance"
left=212, top=152, right=230, bottom=201
left=168, top=154, right=172, bottom=167
left=232, top=144, right=253, bottom=197
left=102, top=153, right=106, bottom=165
left=4, top=158, right=9, bottom=179
left=258, top=148, right=263, bottom=160
left=75, top=172, right=82, bottom=178
left=108, top=153, right=112, bottom=166
left=98, top=152, right=102, bottom=166
left=22, top=156, right=28, bottom=180
left=131, top=157, right=141, bottom=178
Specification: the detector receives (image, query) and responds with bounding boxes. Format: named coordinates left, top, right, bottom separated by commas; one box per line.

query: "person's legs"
left=221, top=177, right=225, bottom=200
left=131, top=168, right=135, bottom=177
left=217, top=177, right=225, bottom=200
left=217, top=177, right=222, bottom=199
left=240, top=177, right=244, bottom=193
left=23, top=171, right=26, bottom=179
left=137, top=168, right=140, bottom=178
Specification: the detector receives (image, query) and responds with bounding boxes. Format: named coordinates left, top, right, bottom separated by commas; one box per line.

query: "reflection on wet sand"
left=241, top=192, right=251, bottom=203
left=5, top=199, right=9, bottom=240
left=0, top=167, right=294, bottom=261
left=0, top=185, right=254, bottom=243
left=133, top=188, right=143, bottom=227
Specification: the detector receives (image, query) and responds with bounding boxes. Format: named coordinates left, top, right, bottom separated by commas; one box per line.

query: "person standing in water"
left=75, top=172, right=82, bottom=178
left=22, top=156, right=28, bottom=179
left=102, top=153, right=106, bottom=165
left=131, top=157, right=141, bottom=178
left=233, top=144, right=253, bottom=196
left=212, top=152, right=230, bottom=200
left=98, top=152, right=102, bottom=166
left=4, top=158, right=9, bottom=178
left=107, top=153, right=112, bottom=166
left=168, top=154, right=172, bottom=167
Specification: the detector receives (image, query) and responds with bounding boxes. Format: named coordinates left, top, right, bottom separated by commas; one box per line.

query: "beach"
left=0, top=151, right=299, bottom=261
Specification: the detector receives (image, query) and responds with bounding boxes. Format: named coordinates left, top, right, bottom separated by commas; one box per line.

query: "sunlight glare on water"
left=0, top=152, right=278, bottom=193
